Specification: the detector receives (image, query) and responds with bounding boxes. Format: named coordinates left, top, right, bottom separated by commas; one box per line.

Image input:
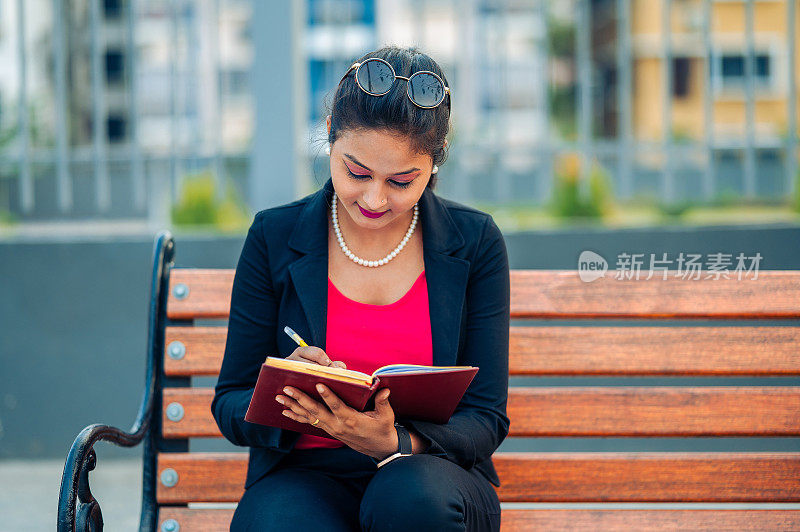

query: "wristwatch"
left=376, top=422, right=413, bottom=468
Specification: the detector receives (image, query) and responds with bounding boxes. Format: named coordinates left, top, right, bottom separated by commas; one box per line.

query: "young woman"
left=212, top=45, right=510, bottom=531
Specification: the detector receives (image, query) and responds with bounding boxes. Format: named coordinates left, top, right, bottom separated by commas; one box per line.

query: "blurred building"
left=591, top=0, right=799, bottom=201
left=0, top=0, right=55, bottom=149
left=0, top=0, right=254, bottom=220
left=607, top=0, right=798, bottom=145
left=306, top=0, right=376, bottom=127
left=134, top=0, right=253, bottom=154
left=0, top=0, right=797, bottom=224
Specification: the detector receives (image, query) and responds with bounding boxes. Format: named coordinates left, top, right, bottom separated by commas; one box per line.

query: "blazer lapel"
left=286, top=178, right=469, bottom=365
left=287, top=180, right=333, bottom=350
left=419, top=187, right=468, bottom=367
left=288, top=256, right=328, bottom=350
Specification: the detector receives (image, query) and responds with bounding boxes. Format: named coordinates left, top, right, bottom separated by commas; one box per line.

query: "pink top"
left=294, top=270, right=433, bottom=449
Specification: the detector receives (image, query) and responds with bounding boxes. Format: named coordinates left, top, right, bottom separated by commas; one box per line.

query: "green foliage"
left=548, top=17, right=575, bottom=57
left=656, top=187, right=789, bottom=219
left=0, top=209, right=18, bottom=226
left=0, top=98, right=54, bottom=149
left=670, top=127, right=694, bottom=144
left=0, top=123, right=17, bottom=149
left=0, top=100, right=55, bottom=225
left=587, top=163, right=614, bottom=214
left=711, top=189, right=745, bottom=207
left=171, top=171, right=251, bottom=232
left=549, top=154, right=614, bottom=219
left=545, top=15, right=576, bottom=140
left=656, top=200, right=692, bottom=217
left=549, top=86, right=576, bottom=140
left=793, top=168, right=800, bottom=214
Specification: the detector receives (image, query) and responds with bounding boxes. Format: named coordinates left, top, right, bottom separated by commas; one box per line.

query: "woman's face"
left=328, top=123, right=433, bottom=232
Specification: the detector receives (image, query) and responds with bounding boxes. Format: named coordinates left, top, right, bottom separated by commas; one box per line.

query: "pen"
left=283, top=326, right=309, bottom=347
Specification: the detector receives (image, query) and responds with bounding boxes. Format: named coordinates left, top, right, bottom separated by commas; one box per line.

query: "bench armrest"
left=58, top=231, right=174, bottom=532
left=57, top=418, right=151, bottom=532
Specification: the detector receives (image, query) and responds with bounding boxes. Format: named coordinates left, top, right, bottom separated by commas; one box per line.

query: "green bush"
left=656, top=200, right=693, bottom=217
left=588, top=162, right=614, bottom=215
left=171, top=171, right=251, bottom=232
left=549, top=86, right=577, bottom=140
left=793, top=168, right=800, bottom=214
left=656, top=186, right=790, bottom=218
left=670, top=127, right=694, bottom=144
left=550, top=154, right=614, bottom=219
left=0, top=209, right=18, bottom=225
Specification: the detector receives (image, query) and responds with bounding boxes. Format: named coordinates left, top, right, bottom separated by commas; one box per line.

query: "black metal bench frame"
left=58, top=231, right=175, bottom=532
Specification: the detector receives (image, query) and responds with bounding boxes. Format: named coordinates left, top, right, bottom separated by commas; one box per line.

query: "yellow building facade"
left=631, top=0, right=799, bottom=145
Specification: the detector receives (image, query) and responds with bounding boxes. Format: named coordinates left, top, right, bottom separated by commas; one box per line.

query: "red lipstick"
left=358, top=204, right=388, bottom=218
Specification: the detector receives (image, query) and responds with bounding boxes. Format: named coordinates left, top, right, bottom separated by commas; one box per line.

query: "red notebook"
left=244, top=357, right=479, bottom=438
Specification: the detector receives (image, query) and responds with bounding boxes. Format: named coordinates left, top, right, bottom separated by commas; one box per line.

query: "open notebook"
left=245, top=357, right=479, bottom=437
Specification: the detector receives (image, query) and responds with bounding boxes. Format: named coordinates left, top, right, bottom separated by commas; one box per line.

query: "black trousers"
left=230, top=446, right=501, bottom=531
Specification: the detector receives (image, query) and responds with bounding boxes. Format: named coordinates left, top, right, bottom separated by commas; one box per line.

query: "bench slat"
left=164, top=325, right=800, bottom=376
left=163, top=388, right=217, bottom=438
left=159, top=508, right=233, bottom=530
left=156, top=452, right=800, bottom=504
left=158, top=507, right=800, bottom=531
left=509, top=326, right=800, bottom=375
left=505, top=386, right=800, bottom=436
left=495, top=452, right=800, bottom=502
left=167, top=269, right=800, bottom=320
left=510, top=270, right=800, bottom=319
left=164, top=327, right=226, bottom=376
left=163, top=386, right=800, bottom=439
left=499, top=509, right=800, bottom=531
left=168, top=270, right=234, bottom=319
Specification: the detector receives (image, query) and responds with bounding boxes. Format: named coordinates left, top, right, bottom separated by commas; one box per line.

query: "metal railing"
left=0, top=0, right=797, bottom=226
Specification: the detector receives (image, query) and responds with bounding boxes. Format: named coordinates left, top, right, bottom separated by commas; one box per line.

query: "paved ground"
left=0, top=458, right=142, bottom=531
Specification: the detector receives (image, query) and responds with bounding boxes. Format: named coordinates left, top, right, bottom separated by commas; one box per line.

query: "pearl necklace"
left=332, top=191, right=418, bottom=267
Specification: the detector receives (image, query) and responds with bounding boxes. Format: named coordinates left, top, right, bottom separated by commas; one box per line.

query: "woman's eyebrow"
left=343, top=153, right=420, bottom=176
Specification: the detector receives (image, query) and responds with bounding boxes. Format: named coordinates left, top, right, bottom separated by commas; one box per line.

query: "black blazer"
left=211, top=177, right=511, bottom=490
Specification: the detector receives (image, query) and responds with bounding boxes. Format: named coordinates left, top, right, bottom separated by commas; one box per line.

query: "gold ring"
left=311, top=418, right=320, bottom=426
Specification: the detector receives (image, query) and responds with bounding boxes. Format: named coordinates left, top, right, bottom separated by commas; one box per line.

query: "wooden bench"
left=58, top=231, right=800, bottom=531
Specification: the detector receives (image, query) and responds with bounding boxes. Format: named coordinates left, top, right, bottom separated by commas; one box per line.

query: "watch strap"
left=394, top=422, right=413, bottom=455
left=371, top=423, right=414, bottom=468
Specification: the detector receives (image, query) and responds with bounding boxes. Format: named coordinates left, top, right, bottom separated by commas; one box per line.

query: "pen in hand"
left=283, top=326, right=308, bottom=347
left=282, top=325, right=346, bottom=369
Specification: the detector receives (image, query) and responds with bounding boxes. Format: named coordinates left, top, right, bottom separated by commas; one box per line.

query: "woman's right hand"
left=285, top=346, right=347, bottom=369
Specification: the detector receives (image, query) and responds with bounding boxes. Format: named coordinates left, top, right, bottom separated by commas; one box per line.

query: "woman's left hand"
left=276, top=384, right=399, bottom=460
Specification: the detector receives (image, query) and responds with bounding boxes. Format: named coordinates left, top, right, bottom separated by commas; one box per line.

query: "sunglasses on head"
left=338, top=57, right=451, bottom=109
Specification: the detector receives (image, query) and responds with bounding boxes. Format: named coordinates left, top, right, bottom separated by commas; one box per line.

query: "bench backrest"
left=153, top=258, right=800, bottom=530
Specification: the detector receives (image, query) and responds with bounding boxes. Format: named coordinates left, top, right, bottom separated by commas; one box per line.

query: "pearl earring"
left=431, top=165, right=439, bottom=174
left=325, top=144, right=331, bottom=156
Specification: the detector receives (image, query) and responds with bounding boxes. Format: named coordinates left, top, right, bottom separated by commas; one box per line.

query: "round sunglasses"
left=338, top=57, right=451, bottom=109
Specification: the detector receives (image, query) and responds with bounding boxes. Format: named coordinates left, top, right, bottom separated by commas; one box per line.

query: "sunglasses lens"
left=356, top=59, right=395, bottom=95
left=408, top=72, right=445, bottom=108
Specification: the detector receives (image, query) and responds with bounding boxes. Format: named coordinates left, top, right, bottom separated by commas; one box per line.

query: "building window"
left=107, top=115, right=127, bottom=142
left=672, top=57, right=691, bottom=98
left=308, top=59, right=328, bottom=121
left=715, top=52, right=773, bottom=91
left=103, top=0, right=123, bottom=19
left=220, top=69, right=250, bottom=98
left=756, top=54, right=770, bottom=79
left=105, top=50, right=125, bottom=85
left=308, top=0, right=374, bottom=25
